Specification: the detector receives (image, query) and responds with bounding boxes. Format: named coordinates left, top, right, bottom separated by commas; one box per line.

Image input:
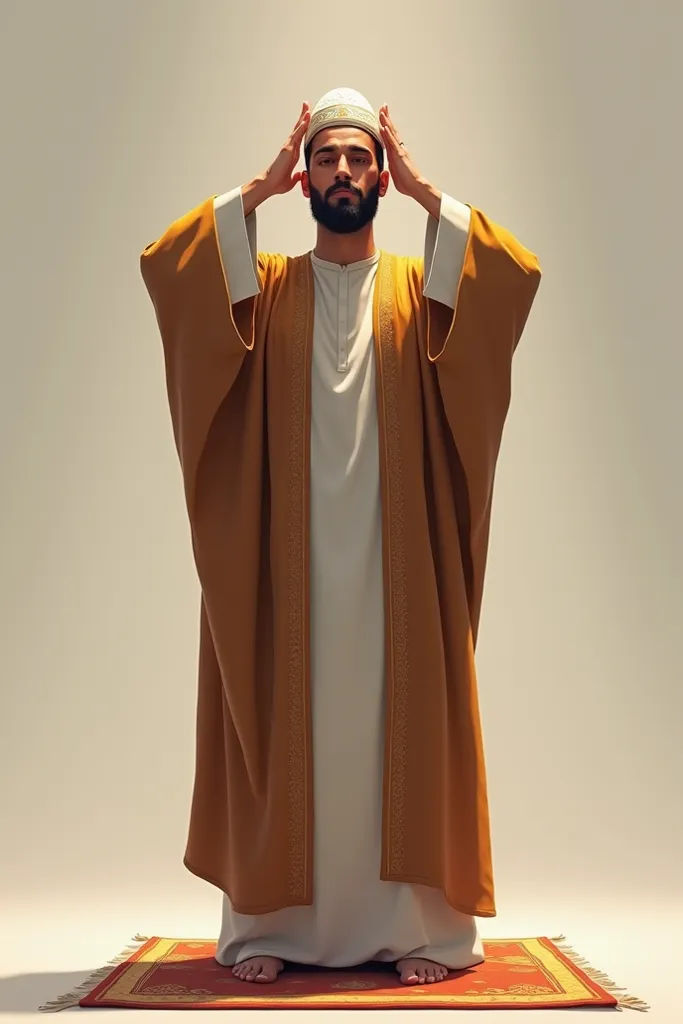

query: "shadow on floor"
left=0, top=971, right=89, bottom=1014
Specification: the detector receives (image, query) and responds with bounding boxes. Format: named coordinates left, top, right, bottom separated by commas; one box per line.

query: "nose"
left=335, top=155, right=352, bottom=179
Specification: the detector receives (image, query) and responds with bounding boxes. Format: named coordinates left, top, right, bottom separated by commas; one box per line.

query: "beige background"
left=0, top=0, right=681, bottom=1019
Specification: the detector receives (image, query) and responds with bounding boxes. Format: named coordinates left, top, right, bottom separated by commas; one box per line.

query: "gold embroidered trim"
left=377, top=254, right=409, bottom=873
left=286, top=256, right=310, bottom=900
left=307, top=105, right=381, bottom=146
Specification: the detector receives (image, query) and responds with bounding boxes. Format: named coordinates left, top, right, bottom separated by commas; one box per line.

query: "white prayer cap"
left=305, top=87, right=383, bottom=150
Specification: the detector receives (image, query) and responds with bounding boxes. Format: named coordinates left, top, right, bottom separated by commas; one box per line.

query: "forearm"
left=241, top=176, right=272, bottom=218
left=411, top=179, right=443, bottom=222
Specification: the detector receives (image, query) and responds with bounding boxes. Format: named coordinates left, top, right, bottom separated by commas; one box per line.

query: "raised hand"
left=262, top=102, right=312, bottom=197
left=378, top=105, right=424, bottom=198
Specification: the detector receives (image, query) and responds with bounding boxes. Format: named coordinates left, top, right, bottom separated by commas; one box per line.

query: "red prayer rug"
left=40, top=933, right=649, bottom=1012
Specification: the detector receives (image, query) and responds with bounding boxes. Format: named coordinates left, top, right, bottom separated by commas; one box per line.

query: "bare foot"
left=232, top=956, right=284, bottom=983
left=397, top=957, right=449, bottom=985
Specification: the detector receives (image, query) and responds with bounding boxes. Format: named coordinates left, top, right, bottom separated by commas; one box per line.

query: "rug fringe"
left=550, top=934, right=650, bottom=1012
left=38, top=934, right=150, bottom=1012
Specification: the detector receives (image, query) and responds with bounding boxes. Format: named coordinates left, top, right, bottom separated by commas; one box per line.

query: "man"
left=140, top=88, right=541, bottom=987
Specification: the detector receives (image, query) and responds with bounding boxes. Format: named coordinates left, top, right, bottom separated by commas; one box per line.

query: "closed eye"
left=318, top=157, right=369, bottom=165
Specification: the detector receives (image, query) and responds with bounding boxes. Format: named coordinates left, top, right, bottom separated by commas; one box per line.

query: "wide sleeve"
left=420, top=201, right=541, bottom=636
left=419, top=194, right=542, bottom=483
left=139, top=191, right=275, bottom=513
left=425, top=199, right=541, bottom=362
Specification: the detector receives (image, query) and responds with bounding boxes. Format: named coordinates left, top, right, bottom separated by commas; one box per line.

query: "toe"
left=398, top=960, right=419, bottom=985
left=400, top=959, right=449, bottom=985
left=255, top=963, right=271, bottom=983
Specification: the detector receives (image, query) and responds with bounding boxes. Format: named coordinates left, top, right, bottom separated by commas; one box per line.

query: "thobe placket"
left=337, top=266, right=348, bottom=372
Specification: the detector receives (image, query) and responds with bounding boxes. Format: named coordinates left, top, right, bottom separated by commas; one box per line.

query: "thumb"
left=290, top=171, right=303, bottom=189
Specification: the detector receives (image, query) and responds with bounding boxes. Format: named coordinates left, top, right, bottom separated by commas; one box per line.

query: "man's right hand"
left=242, top=103, right=311, bottom=215
left=263, top=102, right=311, bottom=195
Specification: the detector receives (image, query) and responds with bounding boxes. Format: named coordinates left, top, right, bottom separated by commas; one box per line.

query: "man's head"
left=300, top=88, right=389, bottom=235
left=302, top=125, right=389, bottom=234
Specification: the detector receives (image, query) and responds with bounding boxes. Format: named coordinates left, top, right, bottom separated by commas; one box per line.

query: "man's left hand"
left=379, top=105, right=423, bottom=196
left=379, top=106, right=442, bottom=218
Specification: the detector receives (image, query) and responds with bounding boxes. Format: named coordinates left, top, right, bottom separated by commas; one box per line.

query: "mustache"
left=327, top=184, right=361, bottom=198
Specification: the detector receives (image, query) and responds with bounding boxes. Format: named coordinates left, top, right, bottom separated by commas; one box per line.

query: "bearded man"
left=140, top=87, right=541, bottom=986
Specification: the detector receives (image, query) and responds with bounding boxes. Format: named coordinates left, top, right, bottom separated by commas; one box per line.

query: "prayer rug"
left=40, top=933, right=649, bottom=1012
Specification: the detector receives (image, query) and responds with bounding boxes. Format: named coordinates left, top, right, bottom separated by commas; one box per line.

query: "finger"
left=380, top=113, right=399, bottom=147
left=290, top=105, right=304, bottom=136
left=380, top=124, right=398, bottom=152
left=388, top=121, right=402, bottom=148
left=292, top=116, right=309, bottom=138
left=288, top=116, right=310, bottom=158
left=294, top=113, right=311, bottom=142
left=380, top=106, right=397, bottom=133
left=291, top=104, right=311, bottom=137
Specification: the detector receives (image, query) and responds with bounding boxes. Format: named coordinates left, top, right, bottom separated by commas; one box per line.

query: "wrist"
left=241, top=175, right=271, bottom=217
left=411, top=178, right=442, bottom=220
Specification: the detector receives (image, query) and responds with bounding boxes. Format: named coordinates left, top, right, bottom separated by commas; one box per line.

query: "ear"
left=301, top=170, right=311, bottom=199
left=378, top=169, right=390, bottom=198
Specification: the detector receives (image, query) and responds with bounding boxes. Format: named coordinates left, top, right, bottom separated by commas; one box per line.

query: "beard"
left=308, top=180, right=380, bottom=234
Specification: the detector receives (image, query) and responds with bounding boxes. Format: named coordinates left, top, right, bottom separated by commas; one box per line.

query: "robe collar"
left=309, top=249, right=381, bottom=273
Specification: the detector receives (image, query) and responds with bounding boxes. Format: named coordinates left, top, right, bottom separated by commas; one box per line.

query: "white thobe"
left=211, top=187, right=483, bottom=970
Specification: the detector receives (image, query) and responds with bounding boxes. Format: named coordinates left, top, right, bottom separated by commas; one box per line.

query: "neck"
left=313, top=223, right=377, bottom=266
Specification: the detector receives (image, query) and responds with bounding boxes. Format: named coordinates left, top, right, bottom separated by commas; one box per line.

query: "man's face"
left=302, top=126, right=389, bottom=235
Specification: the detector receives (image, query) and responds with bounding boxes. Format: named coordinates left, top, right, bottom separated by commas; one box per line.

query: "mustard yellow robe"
left=140, top=195, right=541, bottom=918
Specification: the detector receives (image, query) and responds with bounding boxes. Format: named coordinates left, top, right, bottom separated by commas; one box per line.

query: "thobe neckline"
left=309, top=250, right=381, bottom=273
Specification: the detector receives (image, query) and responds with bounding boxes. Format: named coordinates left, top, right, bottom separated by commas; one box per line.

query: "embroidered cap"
left=305, top=87, right=383, bottom=150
